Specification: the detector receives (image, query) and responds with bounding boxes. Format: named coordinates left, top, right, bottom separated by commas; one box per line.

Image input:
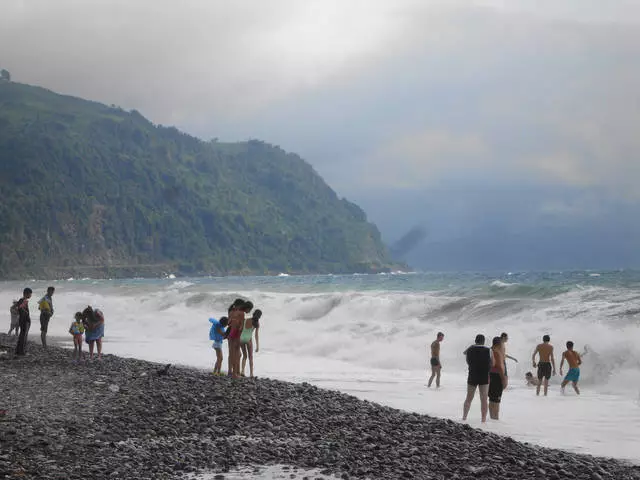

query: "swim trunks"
left=489, top=372, right=503, bottom=403
left=537, top=361, right=552, bottom=380
left=430, top=357, right=441, bottom=367
left=212, top=341, right=223, bottom=350
left=564, top=367, right=580, bottom=383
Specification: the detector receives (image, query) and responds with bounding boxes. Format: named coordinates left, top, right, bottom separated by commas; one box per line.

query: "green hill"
left=0, top=81, right=398, bottom=279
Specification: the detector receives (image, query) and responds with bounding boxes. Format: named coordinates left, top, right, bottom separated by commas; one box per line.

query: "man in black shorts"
left=462, top=334, right=492, bottom=423
left=427, top=332, right=444, bottom=388
left=532, top=334, right=556, bottom=396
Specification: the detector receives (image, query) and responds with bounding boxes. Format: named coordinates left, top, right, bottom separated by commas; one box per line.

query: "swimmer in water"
left=525, top=371, right=540, bottom=387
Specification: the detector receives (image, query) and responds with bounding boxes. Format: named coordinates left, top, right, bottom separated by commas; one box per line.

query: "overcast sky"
left=2, top=0, right=640, bottom=269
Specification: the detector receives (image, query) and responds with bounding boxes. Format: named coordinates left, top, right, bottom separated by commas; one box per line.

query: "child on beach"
left=209, top=316, right=229, bottom=375
left=69, top=312, right=85, bottom=361
left=8, top=300, right=19, bottom=336
left=240, top=309, right=262, bottom=378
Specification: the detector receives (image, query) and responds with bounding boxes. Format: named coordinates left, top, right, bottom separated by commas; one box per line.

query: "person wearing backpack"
left=38, top=286, right=55, bottom=349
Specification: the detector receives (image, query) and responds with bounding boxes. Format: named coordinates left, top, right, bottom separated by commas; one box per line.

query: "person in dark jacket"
left=15, top=288, right=33, bottom=356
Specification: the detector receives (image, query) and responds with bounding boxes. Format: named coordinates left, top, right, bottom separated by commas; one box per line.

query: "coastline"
left=0, top=262, right=408, bottom=282
left=1, top=335, right=639, bottom=480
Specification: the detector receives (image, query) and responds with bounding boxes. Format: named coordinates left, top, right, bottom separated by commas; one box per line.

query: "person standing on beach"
left=82, top=306, right=105, bottom=360
left=489, top=336, right=507, bottom=420
left=226, top=300, right=245, bottom=378
left=8, top=300, right=20, bottom=336
left=462, top=334, right=492, bottom=423
left=428, top=332, right=444, bottom=388
left=532, top=334, right=556, bottom=396
left=240, top=309, right=262, bottom=378
left=500, top=332, right=518, bottom=380
left=38, top=286, right=55, bottom=349
left=15, top=288, right=33, bottom=356
left=69, top=312, right=85, bottom=361
left=560, top=341, right=582, bottom=395
left=209, top=316, right=228, bottom=375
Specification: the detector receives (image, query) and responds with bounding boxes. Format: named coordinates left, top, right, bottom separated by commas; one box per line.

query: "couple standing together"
left=12, top=287, right=55, bottom=355
left=462, top=333, right=513, bottom=422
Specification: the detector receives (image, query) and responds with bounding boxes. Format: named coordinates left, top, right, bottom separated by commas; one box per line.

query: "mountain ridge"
left=0, top=81, right=400, bottom=279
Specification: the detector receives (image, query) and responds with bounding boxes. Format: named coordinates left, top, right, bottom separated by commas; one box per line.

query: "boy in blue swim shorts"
left=560, top=341, right=582, bottom=395
left=209, top=316, right=229, bottom=375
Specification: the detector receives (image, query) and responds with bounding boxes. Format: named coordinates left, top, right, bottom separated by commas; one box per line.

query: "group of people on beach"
left=8, top=287, right=105, bottom=360
left=209, top=298, right=262, bottom=378
left=427, top=331, right=584, bottom=422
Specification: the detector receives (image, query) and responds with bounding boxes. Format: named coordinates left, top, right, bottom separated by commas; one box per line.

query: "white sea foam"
left=2, top=277, right=639, bottom=462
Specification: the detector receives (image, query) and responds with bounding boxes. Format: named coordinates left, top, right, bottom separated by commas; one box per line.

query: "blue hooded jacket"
left=209, top=318, right=224, bottom=342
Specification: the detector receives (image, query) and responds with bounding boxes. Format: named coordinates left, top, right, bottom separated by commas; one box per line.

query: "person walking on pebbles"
left=560, top=341, right=582, bottom=395
left=69, top=312, right=85, bottom=361
left=463, top=334, right=492, bottom=423
left=428, top=332, right=444, bottom=388
left=38, top=286, right=55, bottom=349
left=532, top=334, right=556, bottom=396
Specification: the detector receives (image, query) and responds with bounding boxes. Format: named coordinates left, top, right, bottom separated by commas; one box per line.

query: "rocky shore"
left=1, top=334, right=638, bottom=480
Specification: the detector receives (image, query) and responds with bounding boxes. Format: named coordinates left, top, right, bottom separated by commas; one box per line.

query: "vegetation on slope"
left=0, top=81, right=397, bottom=278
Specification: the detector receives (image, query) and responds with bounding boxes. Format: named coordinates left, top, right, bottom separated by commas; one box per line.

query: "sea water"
left=2, top=271, right=639, bottom=463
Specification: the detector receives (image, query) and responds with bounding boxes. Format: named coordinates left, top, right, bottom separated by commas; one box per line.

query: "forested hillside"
left=0, top=81, right=397, bottom=278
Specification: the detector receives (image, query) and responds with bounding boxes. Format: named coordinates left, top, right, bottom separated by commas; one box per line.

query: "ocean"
left=2, top=270, right=639, bottom=463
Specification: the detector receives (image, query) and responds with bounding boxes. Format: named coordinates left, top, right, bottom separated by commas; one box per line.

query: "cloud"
left=2, top=0, right=640, bottom=267
left=362, top=130, right=490, bottom=188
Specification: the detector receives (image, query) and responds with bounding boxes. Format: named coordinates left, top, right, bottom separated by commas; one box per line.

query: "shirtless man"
left=532, top=334, right=556, bottom=396
left=500, top=332, right=518, bottom=380
left=427, top=332, right=444, bottom=388
left=560, top=341, right=582, bottom=395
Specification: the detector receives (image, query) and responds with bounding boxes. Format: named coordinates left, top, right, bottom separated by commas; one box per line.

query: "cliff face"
left=0, top=81, right=397, bottom=278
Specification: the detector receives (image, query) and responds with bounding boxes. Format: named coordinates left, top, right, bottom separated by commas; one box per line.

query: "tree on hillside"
left=0, top=69, right=10, bottom=81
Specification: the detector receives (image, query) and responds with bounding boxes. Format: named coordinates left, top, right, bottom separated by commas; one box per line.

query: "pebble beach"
left=1, top=334, right=638, bottom=480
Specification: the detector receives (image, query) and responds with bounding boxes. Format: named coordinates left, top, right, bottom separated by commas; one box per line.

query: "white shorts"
left=212, top=341, right=223, bottom=350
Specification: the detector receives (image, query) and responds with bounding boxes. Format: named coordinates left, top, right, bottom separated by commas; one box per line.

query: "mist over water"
left=2, top=271, right=640, bottom=461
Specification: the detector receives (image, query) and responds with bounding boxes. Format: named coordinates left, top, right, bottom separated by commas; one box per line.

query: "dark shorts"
left=40, top=312, right=52, bottom=333
left=430, top=357, right=441, bottom=368
left=489, top=373, right=503, bottom=403
left=467, top=374, right=489, bottom=387
left=537, top=362, right=552, bottom=380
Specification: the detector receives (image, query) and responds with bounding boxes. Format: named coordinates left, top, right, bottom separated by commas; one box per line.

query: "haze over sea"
left=3, top=270, right=639, bottom=463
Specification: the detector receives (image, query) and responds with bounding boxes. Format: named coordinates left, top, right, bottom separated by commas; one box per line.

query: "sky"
left=2, top=0, right=640, bottom=270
